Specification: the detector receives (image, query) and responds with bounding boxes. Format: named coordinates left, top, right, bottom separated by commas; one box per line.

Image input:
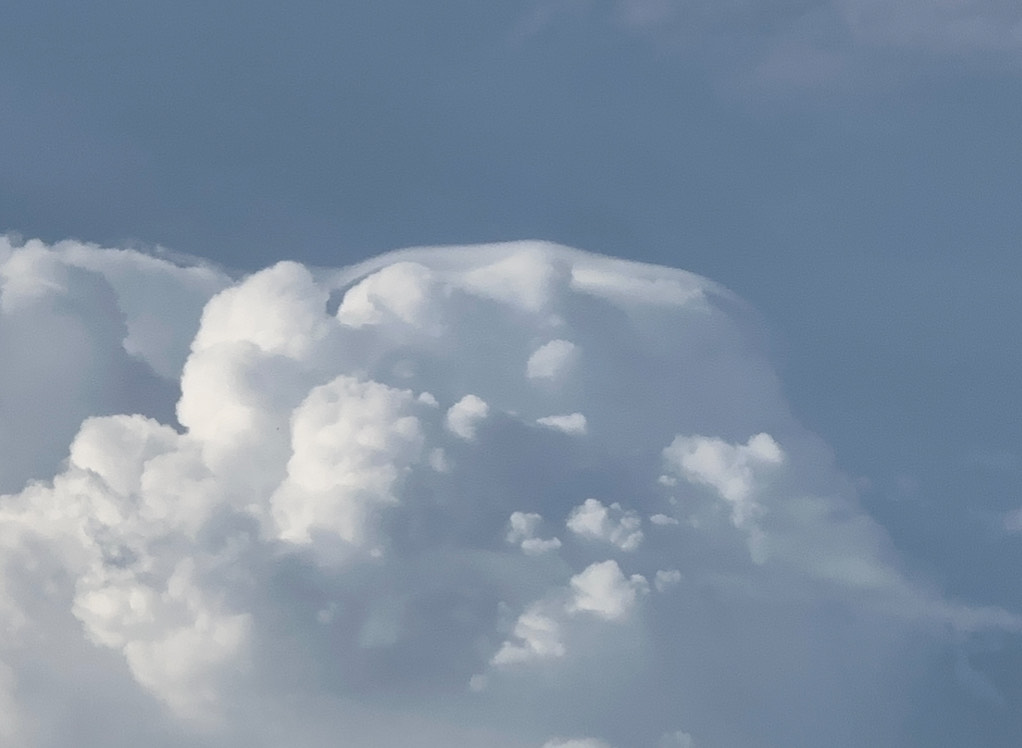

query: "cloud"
left=491, top=602, right=567, bottom=667
left=654, top=569, right=682, bottom=592
left=0, top=237, right=1019, bottom=747
left=649, top=513, right=679, bottom=526
left=507, top=512, right=563, bottom=555
left=536, top=413, right=588, bottom=435
left=335, top=261, right=437, bottom=331
left=0, top=237, right=227, bottom=494
left=527, top=339, right=579, bottom=381
left=566, top=498, right=644, bottom=551
left=662, top=432, right=783, bottom=561
left=446, top=394, right=490, bottom=440
left=568, top=559, right=648, bottom=620
left=271, top=376, right=426, bottom=551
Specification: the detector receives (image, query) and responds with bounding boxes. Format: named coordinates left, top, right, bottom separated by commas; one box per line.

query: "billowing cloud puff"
left=271, top=376, right=426, bottom=551
left=566, top=498, right=644, bottom=551
left=568, top=560, right=648, bottom=620
left=0, top=237, right=1019, bottom=747
left=446, top=394, right=490, bottom=441
left=507, top=511, right=563, bottom=555
left=0, top=237, right=228, bottom=494
left=662, top=432, right=782, bottom=562
left=491, top=602, right=567, bottom=667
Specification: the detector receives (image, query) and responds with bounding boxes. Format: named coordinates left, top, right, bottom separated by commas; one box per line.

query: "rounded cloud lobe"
left=0, top=237, right=1019, bottom=747
left=0, top=239, right=227, bottom=494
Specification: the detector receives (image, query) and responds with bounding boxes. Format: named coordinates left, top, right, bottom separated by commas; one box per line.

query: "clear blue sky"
left=2, top=2, right=1022, bottom=744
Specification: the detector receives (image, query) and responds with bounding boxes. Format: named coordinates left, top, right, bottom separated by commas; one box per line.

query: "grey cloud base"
left=0, top=237, right=1017, bottom=747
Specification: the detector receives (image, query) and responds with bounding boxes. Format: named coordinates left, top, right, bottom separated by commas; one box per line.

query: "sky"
left=1, top=2, right=1022, bottom=746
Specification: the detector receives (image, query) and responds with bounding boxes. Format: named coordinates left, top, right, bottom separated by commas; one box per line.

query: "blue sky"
left=2, top=2, right=1022, bottom=745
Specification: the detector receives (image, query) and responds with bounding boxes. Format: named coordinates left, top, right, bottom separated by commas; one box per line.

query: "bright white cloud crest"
left=566, top=498, right=643, bottom=551
left=0, top=236, right=1019, bottom=747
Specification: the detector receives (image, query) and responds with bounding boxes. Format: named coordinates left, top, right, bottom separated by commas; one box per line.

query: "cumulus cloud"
left=0, top=236, right=1019, bottom=747
left=270, top=376, right=426, bottom=551
left=527, top=339, right=579, bottom=381
left=487, top=558, right=646, bottom=679
left=507, top=512, right=563, bottom=555
left=654, top=569, right=682, bottom=592
left=568, top=560, right=648, bottom=620
left=446, top=394, right=490, bottom=440
left=649, top=513, right=679, bottom=526
left=335, top=260, right=437, bottom=331
left=491, top=603, right=567, bottom=667
left=0, top=237, right=227, bottom=493
left=536, top=412, right=588, bottom=435
left=662, top=432, right=783, bottom=561
left=566, top=498, right=644, bottom=551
